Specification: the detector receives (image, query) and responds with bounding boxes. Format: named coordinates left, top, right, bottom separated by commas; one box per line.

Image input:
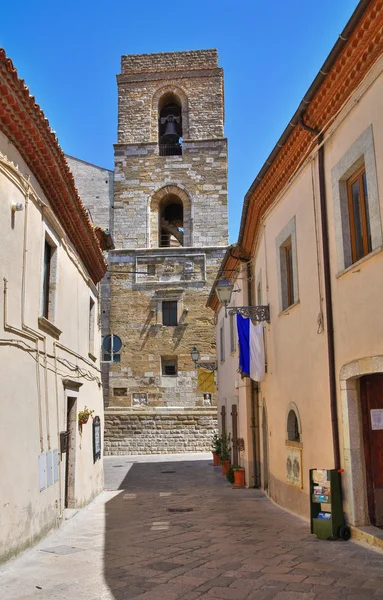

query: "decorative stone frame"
left=276, top=216, right=299, bottom=313
left=149, top=184, right=192, bottom=248
left=331, top=125, right=382, bottom=273
left=285, top=402, right=303, bottom=489
left=151, top=85, right=190, bottom=143
left=38, top=223, right=60, bottom=337
left=339, top=356, right=383, bottom=526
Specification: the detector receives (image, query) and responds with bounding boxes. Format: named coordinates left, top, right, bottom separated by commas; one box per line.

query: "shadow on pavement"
left=104, top=459, right=223, bottom=599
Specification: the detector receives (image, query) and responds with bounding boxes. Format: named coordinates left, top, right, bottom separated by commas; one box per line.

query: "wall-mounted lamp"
left=215, top=278, right=270, bottom=322
left=11, top=202, right=24, bottom=213
left=191, top=345, right=217, bottom=372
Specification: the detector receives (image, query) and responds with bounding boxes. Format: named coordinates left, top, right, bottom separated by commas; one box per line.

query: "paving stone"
left=2, top=457, right=383, bottom=600
left=258, top=573, right=307, bottom=583
left=273, top=593, right=316, bottom=600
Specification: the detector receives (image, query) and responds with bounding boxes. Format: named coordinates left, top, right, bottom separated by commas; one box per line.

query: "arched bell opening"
left=158, top=93, right=182, bottom=157
left=159, top=194, right=184, bottom=247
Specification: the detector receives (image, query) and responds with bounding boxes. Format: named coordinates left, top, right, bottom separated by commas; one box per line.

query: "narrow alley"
left=2, top=455, right=383, bottom=600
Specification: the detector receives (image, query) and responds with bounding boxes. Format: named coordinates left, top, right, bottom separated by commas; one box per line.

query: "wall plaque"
left=93, top=416, right=101, bottom=463
left=286, top=446, right=302, bottom=488
left=371, top=409, right=383, bottom=430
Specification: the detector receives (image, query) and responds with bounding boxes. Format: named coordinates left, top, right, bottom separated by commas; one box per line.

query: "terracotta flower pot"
left=233, top=467, right=246, bottom=488
left=212, top=452, right=220, bottom=466
left=221, top=460, right=231, bottom=476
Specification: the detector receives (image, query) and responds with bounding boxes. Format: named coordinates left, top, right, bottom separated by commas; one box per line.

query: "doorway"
left=65, top=397, right=77, bottom=508
left=360, top=374, right=383, bottom=527
left=262, top=405, right=269, bottom=491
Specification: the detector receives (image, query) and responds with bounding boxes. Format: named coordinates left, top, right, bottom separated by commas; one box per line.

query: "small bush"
left=226, top=465, right=234, bottom=484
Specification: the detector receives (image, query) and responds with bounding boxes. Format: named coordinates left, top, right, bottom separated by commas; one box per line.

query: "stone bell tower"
left=104, top=49, right=228, bottom=455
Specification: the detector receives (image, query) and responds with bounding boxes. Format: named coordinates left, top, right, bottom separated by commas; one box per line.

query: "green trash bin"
left=309, top=468, right=351, bottom=541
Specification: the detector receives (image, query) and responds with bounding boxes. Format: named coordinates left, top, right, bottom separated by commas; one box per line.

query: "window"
left=147, top=264, right=156, bottom=276
left=284, top=239, right=294, bottom=309
left=280, top=236, right=295, bottom=310
left=159, top=195, right=184, bottom=247
left=347, top=166, right=372, bottom=263
left=158, top=92, right=182, bottom=156
left=162, top=300, right=178, bottom=326
left=287, top=409, right=300, bottom=442
left=229, top=312, right=236, bottom=354
left=89, top=298, right=95, bottom=356
left=276, top=217, right=299, bottom=313
left=113, top=388, right=127, bottom=397
left=220, top=321, right=225, bottom=363
left=41, top=235, right=58, bottom=322
left=332, top=125, right=381, bottom=272
left=162, top=357, right=177, bottom=376
left=101, top=334, right=122, bottom=363
left=42, top=240, right=52, bottom=319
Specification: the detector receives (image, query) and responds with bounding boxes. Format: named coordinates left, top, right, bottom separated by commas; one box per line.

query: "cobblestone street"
left=3, top=455, right=383, bottom=600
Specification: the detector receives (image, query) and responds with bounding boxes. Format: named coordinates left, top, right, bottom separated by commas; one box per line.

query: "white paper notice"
left=370, top=409, right=383, bottom=430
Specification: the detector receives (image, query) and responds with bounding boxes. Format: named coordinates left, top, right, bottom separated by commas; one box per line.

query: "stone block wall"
left=117, top=49, right=224, bottom=144
left=65, top=155, right=114, bottom=405
left=121, top=50, right=219, bottom=75
left=108, top=246, right=224, bottom=409
left=113, top=139, right=228, bottom=249
left=65, top=155, right=113, bottom=232
left=104, top=409, right=218, bottom=455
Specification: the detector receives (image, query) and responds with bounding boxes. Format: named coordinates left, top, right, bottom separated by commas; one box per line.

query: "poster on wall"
left=286, top=446, right=302, bottom=488
left=93, top=416, right=101, bottom=463
left=370, top=409, right=383, bottom=430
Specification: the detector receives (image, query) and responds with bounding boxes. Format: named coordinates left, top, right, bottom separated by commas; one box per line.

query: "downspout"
left=247, top=261, right=261, bottom=488
left=299, top=115, right=341, bottom=470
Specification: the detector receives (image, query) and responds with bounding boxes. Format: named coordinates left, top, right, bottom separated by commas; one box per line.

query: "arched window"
left=159, top=194, right=184, bottom=247
left=158, top=92, right=182, bottom=156
left=287, top=409, right=300, bottom=442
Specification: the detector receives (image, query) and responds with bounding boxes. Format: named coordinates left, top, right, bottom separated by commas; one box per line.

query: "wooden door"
left=262, top=406, right=269, bottom=491
left=65, top=397, right=77, bottom=509
left=360, top=374, right=383, bottom=526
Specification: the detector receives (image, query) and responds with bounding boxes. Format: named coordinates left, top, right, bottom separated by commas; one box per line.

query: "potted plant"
left=211, top=433, right=222, bottom=466
left=226, top=465, right=235, bottom=484
left=233, top=437, right=246, bottom=487
left=78, top=406, right=94, bottom=426
left=220, top=433, right=232, bottom=476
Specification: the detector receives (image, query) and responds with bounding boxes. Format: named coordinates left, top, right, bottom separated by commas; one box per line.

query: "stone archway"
left=151, top=85, right=189, bottom=142
left=149, top=184, right=192, bottom=248
left=340, top=356, right=383, bottom=526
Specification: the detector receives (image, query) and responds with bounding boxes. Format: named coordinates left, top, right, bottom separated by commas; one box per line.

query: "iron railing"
left=159, top=143, right=182, bottom=157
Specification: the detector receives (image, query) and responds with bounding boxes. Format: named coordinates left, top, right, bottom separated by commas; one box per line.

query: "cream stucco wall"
left=0, top=131, right=104, bottom=563
left=215, top=56, right=383, bottom=523
left=215, top=268, right=257, bottom=486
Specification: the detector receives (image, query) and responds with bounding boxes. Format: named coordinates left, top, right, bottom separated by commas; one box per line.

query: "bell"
left=161, top=115, right=179, bottom=144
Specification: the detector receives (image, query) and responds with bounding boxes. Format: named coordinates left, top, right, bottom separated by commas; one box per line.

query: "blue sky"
left=1, top=0, right=359, bottom=242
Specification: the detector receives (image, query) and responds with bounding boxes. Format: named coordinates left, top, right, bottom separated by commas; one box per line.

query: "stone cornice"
left=117, top=67, right=223, bottom=84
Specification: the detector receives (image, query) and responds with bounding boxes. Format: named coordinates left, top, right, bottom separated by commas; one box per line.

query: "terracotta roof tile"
left=0, top=49, right=107, bottom=284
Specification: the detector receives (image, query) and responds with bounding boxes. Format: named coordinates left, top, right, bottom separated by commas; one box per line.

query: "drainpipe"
left=299, top=115, right=341, bottom=470
left=247, top=261, right=261, bottom=487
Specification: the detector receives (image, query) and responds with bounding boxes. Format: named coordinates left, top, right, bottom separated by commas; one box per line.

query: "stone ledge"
left=105, top=409, right=217, bottom=415
left=350, top=525, right=383, bottom=551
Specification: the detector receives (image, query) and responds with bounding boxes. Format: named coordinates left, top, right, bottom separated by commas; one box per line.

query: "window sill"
left=278, top=300, right=300, bottom=317
left=88, top=352, right=97, bottom=362
left=336, top=246, right=383, bottom=279
left=38, top=317, right=62, bottom=339
left=285, top=439, right=303, bottom=449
